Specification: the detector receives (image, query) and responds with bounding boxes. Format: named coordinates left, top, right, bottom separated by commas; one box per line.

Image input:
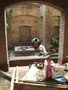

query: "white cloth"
left=22, top=64, right=44, bottom=81
left=32, top=38, right=39, bottom=42
left=39, top=45, right=47, bottom=55
left=44, top=59, right=55, bottom=78
left=44, top=59, right=55, bottom=66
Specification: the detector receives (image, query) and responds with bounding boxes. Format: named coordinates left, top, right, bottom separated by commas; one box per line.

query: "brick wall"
left=7, top=4, right=61, bottom=50
left=7, top=4, right=43, bottom=48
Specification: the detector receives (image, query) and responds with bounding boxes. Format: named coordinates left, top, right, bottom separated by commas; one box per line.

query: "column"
left=40, top=5, right=46, bottom=46
left=58, top=11, right=68, bottom=64
left=0, top=8, right=9, bottom=71
left=63, top=12, right=68, bottom=63
left=58, top=12, right=65, bottom=64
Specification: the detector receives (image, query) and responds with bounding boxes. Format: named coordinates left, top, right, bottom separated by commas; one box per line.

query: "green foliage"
left=6, top=8, right=13, bottom=30
left=6, top=8, right=13, bottom=19
left=50, top=34, right=59, bottom=53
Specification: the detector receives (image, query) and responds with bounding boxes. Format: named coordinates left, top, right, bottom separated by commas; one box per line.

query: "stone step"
left=51, top=53, right=58, bottom=57
left=51, top=56, right=58, bottom=63
left=51, top=56, right=58, bottom=59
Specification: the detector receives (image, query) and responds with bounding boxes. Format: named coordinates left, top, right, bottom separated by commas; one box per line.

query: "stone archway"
left=0, top=0, right=68, bottom=71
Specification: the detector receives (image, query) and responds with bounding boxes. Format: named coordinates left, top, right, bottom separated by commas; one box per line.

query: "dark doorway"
left=19, top=26, right=31, bottom=46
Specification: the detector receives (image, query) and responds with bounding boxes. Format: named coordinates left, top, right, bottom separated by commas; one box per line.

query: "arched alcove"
left=0, top=0, right=68, bottom=71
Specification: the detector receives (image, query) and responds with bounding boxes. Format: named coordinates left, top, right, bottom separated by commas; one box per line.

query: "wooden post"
left=16, top=66, right=18, bottom=83
left=10, top=67, right=16, bottom=90
left=0, top=70, right=11, bottom=80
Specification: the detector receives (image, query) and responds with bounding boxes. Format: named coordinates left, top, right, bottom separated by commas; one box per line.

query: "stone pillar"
left=42, top=5, right=46, bottom=46
left=0, top=8, right=9, bottom=71
left=40, top=5, right=46, bottom=46
left=58, top=12, right=65, bottom=64
left=63, top=12, right=68, bottom=63
left=58, top=11, right=68, bottom=64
